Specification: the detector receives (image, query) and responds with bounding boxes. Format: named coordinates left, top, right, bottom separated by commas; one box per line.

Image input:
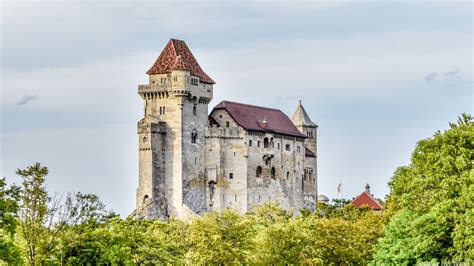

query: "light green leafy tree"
left=0, top=177, right=23, bottom=264
left=188, top=208, right=255, bottom=264
left=374, top=113, right=473, bottom=263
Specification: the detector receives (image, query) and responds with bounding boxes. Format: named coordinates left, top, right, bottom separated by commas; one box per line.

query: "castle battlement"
left=205, top=127, right=244, bottom=139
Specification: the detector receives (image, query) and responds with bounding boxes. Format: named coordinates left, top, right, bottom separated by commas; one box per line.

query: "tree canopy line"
left=1, top=114, right=472, bottom=265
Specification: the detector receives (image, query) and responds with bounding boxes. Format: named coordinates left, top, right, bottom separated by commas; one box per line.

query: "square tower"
left=133, top=39, right=215, bottom=219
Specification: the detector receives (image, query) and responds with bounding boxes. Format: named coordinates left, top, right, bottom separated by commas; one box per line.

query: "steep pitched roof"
left=211, top=101, right=306, bottom=138
left=146, top=39, right=215, bottom=84
left=291, top=100, right=317, bottom=128
left=351, top=191, right=383, bottom=210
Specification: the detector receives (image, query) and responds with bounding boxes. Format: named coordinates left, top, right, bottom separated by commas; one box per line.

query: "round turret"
left=318, top=194, right=330, bottom=204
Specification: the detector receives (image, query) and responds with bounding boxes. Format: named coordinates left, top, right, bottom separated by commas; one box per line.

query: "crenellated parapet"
left=205, top=127, right=245, bottom=139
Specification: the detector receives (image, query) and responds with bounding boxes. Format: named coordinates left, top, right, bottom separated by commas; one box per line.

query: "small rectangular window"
left=257, top=141, right=260, bottom=147
left=286, top=144, right=290, bottom=151
left=297, top=146, right=301, bottom=152
left=229, top=173, right=234, bottom=179
left=249, top=140, right=252, bottom=146
left=277, top=143, right=280, bottom=150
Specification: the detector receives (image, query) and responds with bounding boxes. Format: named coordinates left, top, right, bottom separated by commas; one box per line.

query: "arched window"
left=264, top=137, right=269, bottom=148
left=193, top=105, right=197, bottom=116
left=226, top=121, right=230, bottom=128
left=256, top=166, right=262, bottom=178
left=286, top=171, right=290, bottom=179
left=143, top=195, right=149, bottom=204
left=191, top=129, right=198, bottom=144
left=271, top=167, right=276, bottom=179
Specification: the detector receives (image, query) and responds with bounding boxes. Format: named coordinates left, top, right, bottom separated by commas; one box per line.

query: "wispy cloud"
left=424, top=73, right=437, bottom=83
left=16, top=94, right=38, bottom=106
left=444, top=69, right=460, bottom=76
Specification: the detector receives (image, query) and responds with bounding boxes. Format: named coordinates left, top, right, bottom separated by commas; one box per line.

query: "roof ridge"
left=364, top=191, right=383, bottom=205
left=352, top=191, right=383, bottom=209
left=220, top=100, right=280, bottom=111
left=169, top=39, right=178, bottom=56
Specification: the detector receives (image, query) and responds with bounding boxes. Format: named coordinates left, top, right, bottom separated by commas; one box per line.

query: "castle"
left=134, top=39, right=318, bottom=220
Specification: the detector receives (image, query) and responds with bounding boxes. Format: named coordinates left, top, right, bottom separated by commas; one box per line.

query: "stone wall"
left=246, top=132, right=306, bottom=213
left=205, top=123, right=247, bottom=214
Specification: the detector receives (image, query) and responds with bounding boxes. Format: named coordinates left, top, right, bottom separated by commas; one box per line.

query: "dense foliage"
left=1, top=114, right=472, bottom=264
left=0, top=163, right=384, bottom=264
left=373, top=113, right=473, bottom=263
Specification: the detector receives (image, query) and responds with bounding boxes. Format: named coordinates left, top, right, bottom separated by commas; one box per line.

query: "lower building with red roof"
left=351, top=184, right=384, bottom=211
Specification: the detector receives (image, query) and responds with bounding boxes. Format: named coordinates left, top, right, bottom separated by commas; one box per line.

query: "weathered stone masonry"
left=132, top=39, right=318, bottom=220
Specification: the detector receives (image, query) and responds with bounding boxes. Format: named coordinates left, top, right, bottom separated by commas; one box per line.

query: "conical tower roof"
left=146, top=39, right=215, bottom=84
left=291, top=100, right=317, bottom=127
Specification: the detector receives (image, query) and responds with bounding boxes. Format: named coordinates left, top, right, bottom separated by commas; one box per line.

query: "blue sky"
left=1, top=1, right=472, bottom=216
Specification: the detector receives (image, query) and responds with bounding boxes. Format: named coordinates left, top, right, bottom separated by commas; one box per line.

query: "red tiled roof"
left=305, top=147, right=316, bottom=157
left=146, top=39, right=215, bottom=84
left=211, top=101, right=306, bottom=138
left=351, top=191, right=383, bottom=210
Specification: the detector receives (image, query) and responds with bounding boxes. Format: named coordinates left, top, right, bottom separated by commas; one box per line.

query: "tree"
left=249, top=207, right=384, bottom=265
left=188, top=209, right=255, bottom=264
left=17, top=163, right=50, bottom=265
left=374, top=113, right=473, bottom=262
left=372, top=210, right=448, bottom=264
left=16, top=163, right=71, bottom=265
left=54, top=192, right=115, bottom=264
left=0, top=177, right=22, bottom=264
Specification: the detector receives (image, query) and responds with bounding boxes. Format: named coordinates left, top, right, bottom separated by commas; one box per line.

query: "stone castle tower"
left=135, top=39, right=215, bottom=219
left=134, top=39, right=318, bottom=220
